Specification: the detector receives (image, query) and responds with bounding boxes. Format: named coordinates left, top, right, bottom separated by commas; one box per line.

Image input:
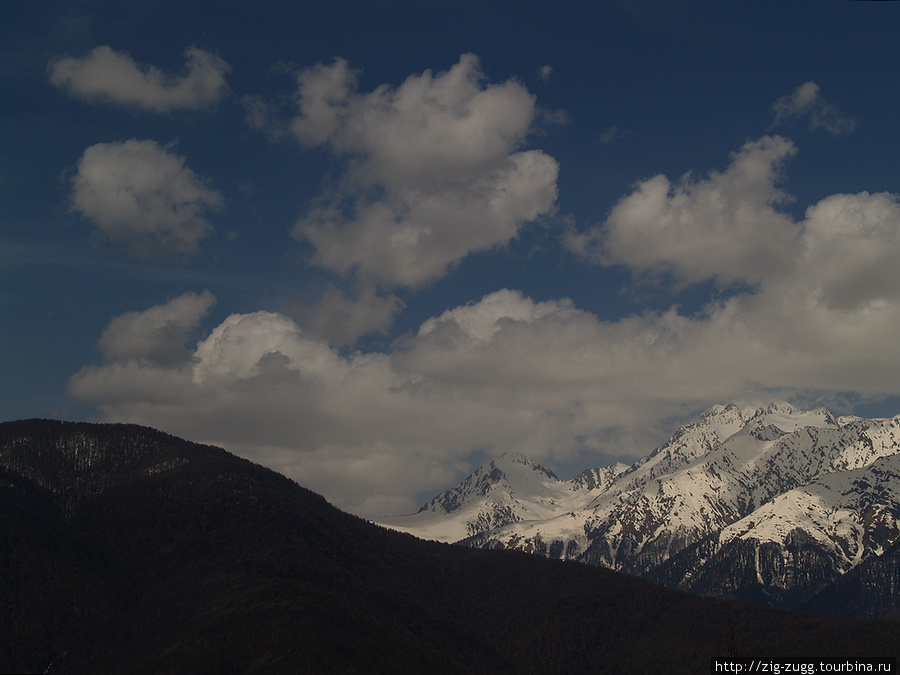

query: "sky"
left=3, top=0, right=900, bottom=518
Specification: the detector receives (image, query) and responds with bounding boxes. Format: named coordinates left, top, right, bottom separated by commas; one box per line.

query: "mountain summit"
left=379, top=402, right=900, bottom=619
left=379, top=452, right=627, bottom=543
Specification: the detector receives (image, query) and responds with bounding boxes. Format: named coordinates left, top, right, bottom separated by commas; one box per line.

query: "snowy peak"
left=698, top=400, right=837, bottom=436
left=416, top=453, right=559, bottom=516
left=379, top=402, right=900, bottom=618
left=569, top=462, right=628, bottom=492
left=741, top=402, right=838, bottom=435
left=377, top=453, right=623, bottom=543
left=625, top=401, right=759, bottom=484
left=624, top=402, right=840, bottom=488
left=719, top=450, right=900, bottom=566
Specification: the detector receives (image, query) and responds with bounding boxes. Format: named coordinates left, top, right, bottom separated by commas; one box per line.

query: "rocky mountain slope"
left=379, top=402, right=900, bottom=619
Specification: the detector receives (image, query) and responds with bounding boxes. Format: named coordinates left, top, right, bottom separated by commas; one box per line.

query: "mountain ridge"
left=379, top=401, right=900, bottom=619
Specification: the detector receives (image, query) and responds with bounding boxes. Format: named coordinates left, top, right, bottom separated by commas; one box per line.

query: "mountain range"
left=379, top=402, right=900, bottom=619
left=3, top=417, right=898, bottom=673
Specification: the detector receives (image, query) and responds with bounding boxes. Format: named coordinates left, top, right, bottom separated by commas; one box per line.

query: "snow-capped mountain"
left=378, top=453, right=627, bottom=543
left=720, top=451, right=900, bottom=564
left=378, top=402, right=900, bottom=618
left=659, top=449, right=900, bottom=616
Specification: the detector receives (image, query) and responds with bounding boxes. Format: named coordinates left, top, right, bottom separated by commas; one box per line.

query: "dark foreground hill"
left=1, top=419, right=897, bottom=674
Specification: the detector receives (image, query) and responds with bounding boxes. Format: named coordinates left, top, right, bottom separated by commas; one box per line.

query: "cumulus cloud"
left=564, top=135, right=900, bottom=393
left=68, top=136, right=900, bottom=520
left=290, top=54, right=559, bottom=288
left=70, top=140, right=222, bottom=256
left=568, top=135, right=900, bottom=310
left=70, top=274, right=900, bottom=519
left=289, top=57, right=357, bottom=146
left=798, top=191, right=900, bottom=310
left=49, top=46, right=231, bottom=113
left=772, top=82, right=856, bottom=135
left=97, top=291, right=215, bottom=366
left=567, top=136, right=799, bottom=286
left=291, top=285, right=405, bottom=347
left=71, top=290, right=651, bottom=517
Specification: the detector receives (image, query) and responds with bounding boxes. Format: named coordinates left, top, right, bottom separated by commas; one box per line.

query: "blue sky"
left=3, top=0, right=900, bottom=517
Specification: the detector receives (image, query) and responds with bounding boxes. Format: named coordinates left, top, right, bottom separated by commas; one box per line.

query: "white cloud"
left=598, top=125, right=625, bottom=145
left=290, top=57, right=357, bottom=146
left=71, top=291, right=650, bottom=517
left=417, top=288, right=573, bottom=342
left=49, top=46, right=231, bottom=113
left=796, top=191, right=900, bottom=310
left=68, top=136, right=900, bottom=520
left=569, top=134, right=900, bottom=313
left=299, top=148, right=558, bottom=286
left=564, top=134, right=900, bottom=394
left=98, top=290, right=215, bottom=366
left=290, top=54, right=559, bottom=288
left=191, top=311, right=348, bottom=385
left=69, top=272, right=900, bottom=520
left=70, top=140, right=222, bottom=256
left=772, top=81, right=856, bottom=135
left=567, top=136, right=799, bottom=286
left=291, top=285, right=404, bottom=346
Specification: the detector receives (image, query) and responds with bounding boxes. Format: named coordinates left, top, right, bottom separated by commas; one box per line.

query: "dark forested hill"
left=1, top=419, right=897, bottom=674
